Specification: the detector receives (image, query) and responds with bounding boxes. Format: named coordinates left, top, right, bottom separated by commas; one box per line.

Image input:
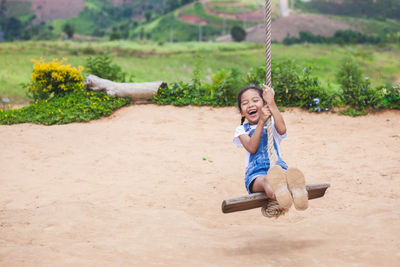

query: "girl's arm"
left=263, top=86, right=287, bottom=135
left=238, top=107, right=271, bottom=154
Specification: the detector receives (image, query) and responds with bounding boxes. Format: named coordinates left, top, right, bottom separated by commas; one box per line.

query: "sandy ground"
left=1, top=105, right=399, bottom=266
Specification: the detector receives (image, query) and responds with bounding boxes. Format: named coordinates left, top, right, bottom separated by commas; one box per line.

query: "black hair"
left=237, top=85, right=264, bottom=125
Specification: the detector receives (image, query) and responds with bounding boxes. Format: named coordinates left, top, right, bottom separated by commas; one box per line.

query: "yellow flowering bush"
left=26, top=58, right=84, bottom=100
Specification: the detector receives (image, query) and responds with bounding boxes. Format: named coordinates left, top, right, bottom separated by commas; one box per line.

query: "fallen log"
left=84, top=74, right=165, bottom=101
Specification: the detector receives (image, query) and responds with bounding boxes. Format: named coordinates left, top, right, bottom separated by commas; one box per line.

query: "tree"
left=164, top=0, right=179, bottom=13
left=144, top=10, right=152, bottom=22
left=121, top=7, right=132, bottom=18
left=63, top=23, right=75, bottom=39
left=336, top=57, right=366, bottom=108
left=4, top=17, right=23, bottom=40
left=231, top=25, right=246, bottom=42
left=181, top=0, right=195, bottom=5
left=110, top=31, right=121, bottom=41
left=0, top=27, right=4, bottom=42
left=0, top=0, right=7, bottom=17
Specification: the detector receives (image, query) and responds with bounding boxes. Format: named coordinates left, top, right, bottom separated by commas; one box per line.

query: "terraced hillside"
left=138, top=0, right=399, bottom=43
left=2, top=0, right=163, bottom=38
left=137, top=0, right=281, bottom=42
left=2, top=0, right=399, bottom=42
left=5, top=0, right=85, bottom=22
left=4, top=0, right=160, bottom=22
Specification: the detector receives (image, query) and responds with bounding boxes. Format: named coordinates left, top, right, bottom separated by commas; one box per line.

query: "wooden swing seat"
left=222, top=183, right=330, bottom=213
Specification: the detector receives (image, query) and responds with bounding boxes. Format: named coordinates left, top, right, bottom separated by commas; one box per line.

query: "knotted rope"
left=261, top=200, right=288, bottom=218
left=264, top=0, right=278, bottom=167
left=261, top=0, right=288, bottom=218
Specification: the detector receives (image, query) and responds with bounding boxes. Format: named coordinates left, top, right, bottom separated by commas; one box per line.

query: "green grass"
left=1, top=41, right=399, bottom=105
left=272, top=44, right=400, bottom=89
left=336, top=16, right=400, bottom=37
left=0, top=89, right=130, bottom=125
left=181, top=2, right=262, bottom=27
left=134, top=13, right=221, bottom=42
left=208, top=4, right=258, bottom=14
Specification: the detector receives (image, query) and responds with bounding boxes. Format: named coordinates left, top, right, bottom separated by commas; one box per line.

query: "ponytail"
left=241, top=116, right=245, bottom=125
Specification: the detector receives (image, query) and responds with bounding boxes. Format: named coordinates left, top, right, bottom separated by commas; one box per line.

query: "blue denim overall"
left=244, top=122, right=288, bottom=193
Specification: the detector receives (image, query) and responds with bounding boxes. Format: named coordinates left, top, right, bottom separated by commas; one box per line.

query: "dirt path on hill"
left=217, top=13, right=358, bottom=42
left=202, top=0, right=264, bottom=21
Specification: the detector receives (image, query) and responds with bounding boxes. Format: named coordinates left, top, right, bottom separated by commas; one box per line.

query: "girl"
left=233, top=85, right=308, bottom=210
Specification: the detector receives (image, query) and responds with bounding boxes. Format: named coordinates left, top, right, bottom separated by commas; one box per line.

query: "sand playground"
left=1, top=105, right=399, bottom=266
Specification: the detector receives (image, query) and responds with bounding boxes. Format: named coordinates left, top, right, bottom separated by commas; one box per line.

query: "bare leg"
left=251, top=175, right=276, bottom=199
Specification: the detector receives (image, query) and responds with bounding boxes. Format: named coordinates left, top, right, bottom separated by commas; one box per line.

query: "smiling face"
left=239, top=89, right=264, bottom=125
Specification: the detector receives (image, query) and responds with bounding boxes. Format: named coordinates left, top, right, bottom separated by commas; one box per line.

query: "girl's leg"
left=265, top=165, right=293, bottom=209
left=251, top=175, right=276, bottom=199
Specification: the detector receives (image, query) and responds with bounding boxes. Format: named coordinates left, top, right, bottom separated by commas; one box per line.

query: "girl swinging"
left=233, top=84, right=308, bottom=210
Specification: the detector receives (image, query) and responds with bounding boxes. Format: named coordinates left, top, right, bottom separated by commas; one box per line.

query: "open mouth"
left=249, top=110, right=257, bottom=115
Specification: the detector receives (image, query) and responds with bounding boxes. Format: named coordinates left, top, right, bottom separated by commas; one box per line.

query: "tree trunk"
left=84, top=74, right=165, bottom=101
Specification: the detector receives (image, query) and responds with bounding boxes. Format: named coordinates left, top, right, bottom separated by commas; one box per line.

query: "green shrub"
left=153, top=67, right=244, bottom=107
left=63, top=23, right=75, bottom=39
left=377, top=84, right=400, bottom=109
left=82, top=46, right=97, bottom=55
left=333, top=30, right=381, bottom=44
left=336, top=57, right=378, bottom=110
left=283, top=30, right=381, bottom=45
left=85, top=55, right=132, bottom=82
left=270, top=60, right=304, bottom=106
left=246, top=65, right=265, bottom=87
left=153, top=53, right=206, bottom=106
left=246, top=60, right=334, bottom=110
left=297, top=68, right=338, bottom=112
left=338, top=106, right=367, bottom=117
left=152, top=57, right=398, bottom=115
left=0, top=88, right=129, bottom=125
left=231, top=25, right=246, bottom=42
left=247, top=61, right=301, bottom=106
left=208, top=67, right=245, bottom=106
left=25, top=58, right=84, bottom=101
left=153, top=81, right=200, bottom=106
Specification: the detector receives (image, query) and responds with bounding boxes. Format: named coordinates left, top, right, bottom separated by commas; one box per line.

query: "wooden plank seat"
left=222, top=183, right=330, bottom=213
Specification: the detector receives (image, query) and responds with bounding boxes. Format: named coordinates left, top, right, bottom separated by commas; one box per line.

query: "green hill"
left=0, top=0, right=399, bottom=42
left=134, top=0, right=273, bottom=42
left=135, top=0, right=400, bottom=43
left=0, top=0, right=165, bottom=40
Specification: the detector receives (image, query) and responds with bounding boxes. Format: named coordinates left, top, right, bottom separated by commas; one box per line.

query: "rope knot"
left=261, top=200, right=288, bottom=218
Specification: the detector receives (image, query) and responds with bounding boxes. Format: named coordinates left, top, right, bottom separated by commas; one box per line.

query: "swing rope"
left=264, top=0, right=278, bottom=167
left=261, top=0, right=288, bottom=218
